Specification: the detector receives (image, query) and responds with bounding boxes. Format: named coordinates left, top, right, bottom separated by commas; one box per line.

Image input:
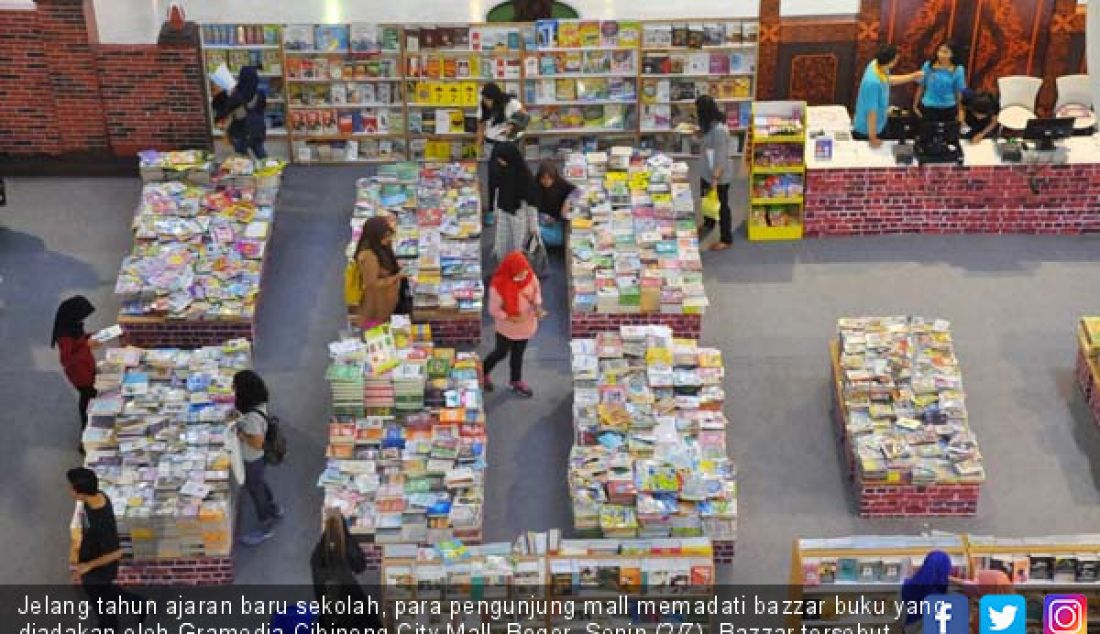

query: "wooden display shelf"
left=286, top=77, right=402, bottom=83
left=753, top=134, right=804, bottom=143
left=528, top=100, right=637, bottom=107
left=287, top=103, right=402, bottom=110
left=752, top=196, right=804, bottom=206
left=752, top=165, right=805, bottom=175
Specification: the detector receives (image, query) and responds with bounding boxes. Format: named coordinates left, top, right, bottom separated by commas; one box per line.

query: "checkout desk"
left=801, top=106, right=1100, bottom=236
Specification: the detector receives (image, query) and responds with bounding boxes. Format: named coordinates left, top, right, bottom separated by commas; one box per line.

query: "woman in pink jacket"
left=483, top=251, right=543, bottom=397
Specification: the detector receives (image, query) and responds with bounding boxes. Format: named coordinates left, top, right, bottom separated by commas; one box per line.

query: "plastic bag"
left=701, top=188, right=720, bottom=221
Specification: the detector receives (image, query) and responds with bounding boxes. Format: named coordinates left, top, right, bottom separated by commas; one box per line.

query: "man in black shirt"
left=67, top=468, right=143, bottom=630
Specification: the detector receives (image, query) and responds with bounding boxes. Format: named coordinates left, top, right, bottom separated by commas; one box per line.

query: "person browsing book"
left=52, top=295, right=101, bottom=448
left=212, top=65, right=268, bottom=159
left=695, top=95, right=734, bottom=251
left=913, top=42, right=966, bottom=123
left=490, top=142, right=538, bottom=263
left=355, top=216, right=405, bottom=329
left=233, top=370, right=283, bottom=546
left=484, top=251, right=544, bottom=398
left=853, top=45, right=924, bottom=148
left=533, top=160, right=576, bottom=250
left=899, top=550, right=959, bottom=633
left=478, top=82, right=525, bottom=224
left=310, top=510, right=382, bottom=631
left=67, top=467, right=145, bottom=631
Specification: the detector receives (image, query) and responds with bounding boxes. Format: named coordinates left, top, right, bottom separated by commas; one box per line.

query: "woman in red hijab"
left=484, top=251, right=543, bottom=397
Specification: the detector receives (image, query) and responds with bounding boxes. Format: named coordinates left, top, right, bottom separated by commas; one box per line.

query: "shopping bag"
left=701, top=188, right=720, bottom=221
left=524, top=230, right=549, bottom=277
left=344, top=259, right=362, bottom=307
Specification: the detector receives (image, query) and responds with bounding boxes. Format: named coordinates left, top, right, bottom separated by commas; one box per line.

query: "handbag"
left=539, top=216, right=564, bottom=249
left=524, top=229, right=549, bottom=277
left=701, top=188, right=721, bottom=221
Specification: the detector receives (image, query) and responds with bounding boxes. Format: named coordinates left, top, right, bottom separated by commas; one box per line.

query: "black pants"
left=919, top=104, right=958, bottom=122
left=483, top=332, right=528, bottom=383
left=700, top=179, right=733, bottom=245
left=244, top=458, right=279, bottom=529
left=77, top=386, right=97, bottom=431
left=83, top=579, right=144, bottom=630
left=230, top=131, right=267, bottom=159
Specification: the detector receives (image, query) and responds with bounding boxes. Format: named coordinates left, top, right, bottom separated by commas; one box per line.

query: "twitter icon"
left=981, top=595, right=1027, bottom=634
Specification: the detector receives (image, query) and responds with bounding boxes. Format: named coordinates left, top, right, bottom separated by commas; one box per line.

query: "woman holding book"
left=51, top=295, right=101, bottom=447
left=212, top=65, right=268, bottom=159
left=354, top=216, right=405, bottom=329
left=483, top=251, right=544, bottom=397
left=695, top=95, right=734, bottom=251
left=478, top=82, right=525, bottom=224
left=490, top=142, right=538, bottom=263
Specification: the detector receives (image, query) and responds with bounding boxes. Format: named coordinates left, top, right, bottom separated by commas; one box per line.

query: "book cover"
left=687, top=25, right=704, bottom=49
left=579, top=21, right=601, bottom=48
left=349, top=23, right=380, bottom=53
left=536, top=20, right=558, bottom=49
left=315, top=25, right=349, bottom=52
left=671, top=25, right=688, bottom=48
left=558, top=22, right=581, bottom=48
left=618, top=22, right=641, bottom=48
left=600, top=21, right=620, bottom=48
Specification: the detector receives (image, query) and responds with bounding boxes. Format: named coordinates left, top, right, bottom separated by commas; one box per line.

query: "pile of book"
left=75, top=340, right=252, bottom=560
left=349, top=162, right=483, bottom=316
left=114, top=167, right=281, bottom=319
left=568, top=325, right=736, bottom=541
left=1080, top=316, right=1100, bottom=357
left=836, top=316, right=986, bottom=484
left=567, top=148, right=707, bottom=315
left=319, top=318, right=486, bottom=543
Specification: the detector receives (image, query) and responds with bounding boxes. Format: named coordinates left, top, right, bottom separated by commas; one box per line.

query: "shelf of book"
left=1076, top=317, right=1100, bottom=427
left=72, top=340, right=253, bottom=585
left=200, top=24, right=290, bottom=157
left=748, top=101, right=806, bottom=241
left=830, top=317, right=985, bottom=518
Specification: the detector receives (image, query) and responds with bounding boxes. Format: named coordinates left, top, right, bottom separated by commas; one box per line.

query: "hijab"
left=900, top=550, right=952, bottom=622
left=356, top=216, right=399, bottom=274
left=490, top=142, right=531, bottom=214
left=236, top=66, right=260, bottom=103
left=481, top=82, right=510, bottom=125
left=491, top=251, right=535, bottom=317
left=51, top=295, right=95, bottom=347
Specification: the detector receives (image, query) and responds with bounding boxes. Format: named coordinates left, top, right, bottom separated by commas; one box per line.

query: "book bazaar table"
left=803, top=106, right=1100, bottom=237
left=829, top=340, right=981, bottom=517
left=1075, top=324, right=1100, bottom=428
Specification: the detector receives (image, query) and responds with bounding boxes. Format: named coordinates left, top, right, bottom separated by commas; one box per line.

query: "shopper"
left=233, top=369, right=283, bottom=546
left=309, top=511, right=382, bottom=630
left=961, top=91, right=1000, bottom=143
left=490, top=142, right=538, bottom=263
left=898, top=550, right=953, bottom=633
left=913, top=42, right=966, bottom=123
left=533, top=160, right=576, bottom=250
left=484, top=251, right=543, bottom=397
left=51, top=295, right=100, bottom=444
left=67, top=467, right=145, bottom=631
left=354, top=215, right=404, bottom=329
left=212, top=65, right=268, bottom=159
left=853, top=44, right=924, bottom=147
left=695, top=95, right=734, bottom=251
left=478, top=82, right=526, bottom=225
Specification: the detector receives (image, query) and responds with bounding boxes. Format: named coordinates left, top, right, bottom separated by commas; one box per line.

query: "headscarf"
left=481, top=82, right=510, bottom=125
left=489, top=142, right=531, bottom=214
left=900, top=550, right=953, bottom=623
left=51, top=295, right=95, bottom=347
left=356, top=216, right=399, bottom=274
left=236, top=66, right=260, bottom=103
left=491, top=251, right=535, bottom=317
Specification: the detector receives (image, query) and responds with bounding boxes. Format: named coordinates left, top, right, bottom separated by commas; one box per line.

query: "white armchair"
left=997, top=76, right=1043, bottom=131
left=1055, top=74, right=1096, bottom=132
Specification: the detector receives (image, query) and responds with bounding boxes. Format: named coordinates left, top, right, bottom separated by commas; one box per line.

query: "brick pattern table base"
left=116, top=556, right=233, bottom=586
left=1075, top=345, right=1100, bottom=426
left=570, top=312, right=702, bottom=339
left=805, top=165, right=1100, bottom=237
left=422, top=317, right=481, bottom=347
left=120, top=319, right=254, bottom=349
left=713, top=540, right=736, bottom=565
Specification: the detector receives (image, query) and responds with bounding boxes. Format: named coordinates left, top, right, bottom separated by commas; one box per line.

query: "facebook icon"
left=923, top=594, right=969, bottom=634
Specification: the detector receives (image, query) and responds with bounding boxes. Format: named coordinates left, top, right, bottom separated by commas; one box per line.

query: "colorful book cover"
left=349, top=23, right=380, bottom=53
left=536, top=19, right=558, bottom=49
left=315, top=25, right=349, bottom=52
left=578, top=21, right=601, bottom=48
left=599, top=21, right=620, bottom=48
left=618, top=22, right=641, bottom=48
left=558, top=22, right=581, bottom=48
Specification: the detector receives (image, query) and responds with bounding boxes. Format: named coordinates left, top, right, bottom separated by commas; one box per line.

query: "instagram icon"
left=1044, top=595, right=1087, bottom=634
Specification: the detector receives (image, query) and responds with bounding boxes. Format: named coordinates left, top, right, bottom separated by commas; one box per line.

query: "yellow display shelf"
left=751, top=196, right=804, bottom=206
left=747, top=223, right=803, bottom=241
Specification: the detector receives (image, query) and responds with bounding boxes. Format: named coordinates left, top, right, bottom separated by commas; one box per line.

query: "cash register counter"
left=802, top=106, right=1100, bottom=236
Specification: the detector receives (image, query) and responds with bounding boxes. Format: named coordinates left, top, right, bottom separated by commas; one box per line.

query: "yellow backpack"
left=344, top=258, right=362, bottom=307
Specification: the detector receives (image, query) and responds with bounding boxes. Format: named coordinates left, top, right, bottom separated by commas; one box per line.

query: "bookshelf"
left=199, top=24, right=290, bottom=157
left=404, top=24, right=529, bottom=162
left=748, top=101, right=806, bottom=241
left=638, top=20, right=759, bottom=159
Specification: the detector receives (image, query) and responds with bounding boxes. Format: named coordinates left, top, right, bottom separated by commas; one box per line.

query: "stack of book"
left=319, top=318, right=486, bottom=543
left=350, top=162, right=483, bottom=316
left=567, top=148, right=707, bottom=315
left=114, top=161, right=283, bottom=320
left=74, top=340, right=252, bottom=560
left=836, top=316, right=986, bottom=484
left=567, top=325, right=736, bottom=541
left=1081, top=316, right=1100, bottom=357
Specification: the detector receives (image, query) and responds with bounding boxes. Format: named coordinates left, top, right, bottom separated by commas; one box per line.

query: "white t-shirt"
left=484, top=99, right=523, bottom=142
left=238, top=404, right=268, bottom=463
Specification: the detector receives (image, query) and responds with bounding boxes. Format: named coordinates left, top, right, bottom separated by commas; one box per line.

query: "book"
left=314, top=25, right=349, bottom=52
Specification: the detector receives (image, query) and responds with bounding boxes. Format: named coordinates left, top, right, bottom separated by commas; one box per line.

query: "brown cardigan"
left=356, top=249, right=400, bottom=325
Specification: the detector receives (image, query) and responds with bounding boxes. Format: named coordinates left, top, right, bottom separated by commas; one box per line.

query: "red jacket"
left=57, top=334, right=95, bottom=389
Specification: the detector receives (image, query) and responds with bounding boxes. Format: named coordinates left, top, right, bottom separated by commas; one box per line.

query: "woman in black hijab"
left=212, top=65, right=268, bottom=159
left=51, top=296, right=99, bottom=444
left=490, top=141, right=538, bottom=262
left=310, top=511, right=380, bottom=630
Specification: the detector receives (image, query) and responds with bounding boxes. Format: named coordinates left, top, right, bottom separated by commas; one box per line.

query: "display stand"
left=748, top=100, right=806, bottom=241
left=1076, top=317, right=1100, bottom=426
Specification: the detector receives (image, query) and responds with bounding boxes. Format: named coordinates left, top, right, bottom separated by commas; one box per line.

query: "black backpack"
left=252, top=409, right=287, bottom=465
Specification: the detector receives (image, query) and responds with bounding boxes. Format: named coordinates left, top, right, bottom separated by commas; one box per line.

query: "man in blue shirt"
left=852, top=44, right=924, bottom=147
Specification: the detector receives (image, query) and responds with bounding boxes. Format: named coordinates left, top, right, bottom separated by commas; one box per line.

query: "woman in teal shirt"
left=913, top=42, right=966, bottom=122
